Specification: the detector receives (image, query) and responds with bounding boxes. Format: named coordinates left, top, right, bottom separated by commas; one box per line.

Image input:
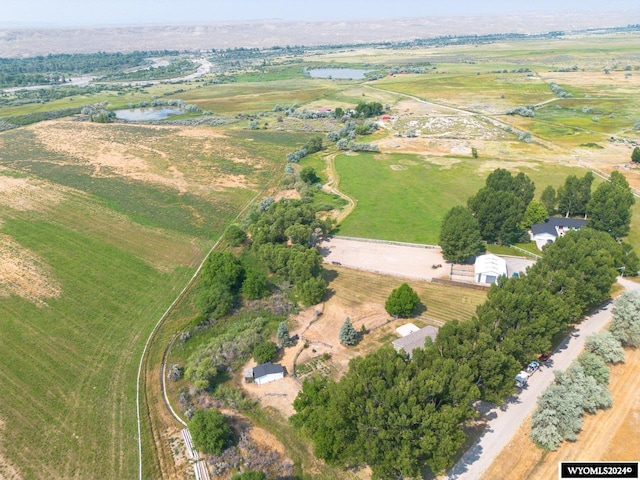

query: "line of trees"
left=291, top=228, right=623, bottom=477
left=440, top=168, right=637, bottom=265
left=530, top=288, right=640, bottom=450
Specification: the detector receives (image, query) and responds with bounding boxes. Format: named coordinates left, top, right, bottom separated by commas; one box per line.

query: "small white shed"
left=474, top=254, right=507, bottom=284
left=252, top=362, right=285, bottom=386
left=396, top=323, right=420, bottom=337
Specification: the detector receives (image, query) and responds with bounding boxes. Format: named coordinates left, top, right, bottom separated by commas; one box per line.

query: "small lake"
left=307, top=68, right=371, bottom=79
left=114, top=107, right=184, bottom=121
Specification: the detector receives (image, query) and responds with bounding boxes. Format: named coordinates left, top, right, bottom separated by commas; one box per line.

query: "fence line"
left=432, top=277, right=491, bottom=290
left=182, top=429, right=210, bottom=480
left=507, top=245, right=542, bottom=260
left=331, top=235, right=441, bottom=250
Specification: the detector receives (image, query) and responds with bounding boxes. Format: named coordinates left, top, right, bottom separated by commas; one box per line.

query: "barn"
left=474, top=254, right=507, bottom=284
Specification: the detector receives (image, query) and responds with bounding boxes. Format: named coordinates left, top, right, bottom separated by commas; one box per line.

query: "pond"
left=307, top=68, right=371, bottom=79
left=113, top=107, right=184, bottom=121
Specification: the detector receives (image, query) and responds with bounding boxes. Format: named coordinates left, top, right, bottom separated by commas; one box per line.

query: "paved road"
left=447, top=278, right=639, bottom=479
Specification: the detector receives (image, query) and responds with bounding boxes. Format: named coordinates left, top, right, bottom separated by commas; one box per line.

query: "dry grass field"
left=481, top=348, right=640, bottom=480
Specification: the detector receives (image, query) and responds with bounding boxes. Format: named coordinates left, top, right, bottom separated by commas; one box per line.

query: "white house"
left=530, top=217, right=587, bottom=250
left=474, top=254, right=507, bottom=284
left=249, top=362, right=285, bottom=385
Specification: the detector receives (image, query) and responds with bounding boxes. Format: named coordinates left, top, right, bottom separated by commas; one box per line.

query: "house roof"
left=474, top=254, right=507, bottom=277
left=531, top=217, right=587, bottom=237
left=253, top=362, right=284, bottom=379
left=392, top=325, right=439, bottom=356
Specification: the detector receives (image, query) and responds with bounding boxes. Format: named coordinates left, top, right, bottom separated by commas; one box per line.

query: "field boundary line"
left=578, top=159, right=640, bottom=198
left=137, top=183, right=273, bottom=480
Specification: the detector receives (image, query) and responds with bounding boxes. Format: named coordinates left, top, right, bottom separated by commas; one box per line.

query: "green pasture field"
left=232, top=64, right=308, bottom=82
left=0, top=195, right=197, bottom=480
left=0, top=83, right=185, bottom=118
left=334, top=152, right=593, bottom=244
left=0, top=119, right=294, bottom=478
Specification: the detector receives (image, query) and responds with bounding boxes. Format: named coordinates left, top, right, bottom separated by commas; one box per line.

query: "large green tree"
left=467, top=188, right=524, bottom=244
left=484, top=168, right=535, bottom=206
left=587, top=171, right=635, bottom=238
left=632, top=146, right=640, bottom=163
left=540, top=185, right=557, bottom=216
left=385, top=283, right=421, bottom=317
left=189, top=409, right=234, bottom=455
left=466, top=168, right=535, bottom=244
left=438, top=206, right=485, bottom=263
left=557, top=172, right=593, bottom=218
left=520, top=200, right=548, bottom=229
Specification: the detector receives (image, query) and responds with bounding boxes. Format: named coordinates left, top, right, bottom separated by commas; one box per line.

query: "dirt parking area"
left=320, top=237, right=447, bottom=280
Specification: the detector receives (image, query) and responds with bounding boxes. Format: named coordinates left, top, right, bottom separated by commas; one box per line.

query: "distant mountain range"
left=1, top=11, right=640, bottom=57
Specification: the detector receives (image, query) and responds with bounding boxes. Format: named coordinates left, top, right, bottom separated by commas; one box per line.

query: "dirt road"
left=446, top=278, right=639, bottom=480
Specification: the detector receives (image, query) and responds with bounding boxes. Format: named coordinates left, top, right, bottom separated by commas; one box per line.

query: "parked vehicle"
left=515, top=361, right=541, bottom=387
left=538, top=352, right=551, bottom=363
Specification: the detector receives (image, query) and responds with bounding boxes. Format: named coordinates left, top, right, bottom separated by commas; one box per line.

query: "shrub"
left=188, top=409, right=234, bottom=455
left=253, top=341, right=278, bottom=364
left=224, top=225, right=247, bottom=246
left=585, top=331, right=625, bottom=364
left=610, top=290, right=640, bottom=347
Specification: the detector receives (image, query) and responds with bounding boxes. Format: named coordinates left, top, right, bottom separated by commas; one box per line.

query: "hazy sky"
left=2, top=0, right=640, bottom=27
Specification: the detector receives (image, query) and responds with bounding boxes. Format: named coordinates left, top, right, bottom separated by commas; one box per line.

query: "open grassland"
left=335, top=152, right=591, bottom=244
left=0, top=118, right=290, bottom=478
left=374, top=72, right=554, bottom=113
left=167, top=79, right=340, bottom=114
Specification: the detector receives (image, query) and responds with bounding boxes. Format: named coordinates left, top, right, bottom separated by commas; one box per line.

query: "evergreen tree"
left=339, top=317, right=359, bottom=345
left=276, top=321, right=292, bottom=347
left=632, top=146, right=640, bottom=163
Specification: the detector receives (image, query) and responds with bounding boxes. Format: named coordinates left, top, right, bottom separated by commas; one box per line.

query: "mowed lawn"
left=335, top=152, right=592, bottom=244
